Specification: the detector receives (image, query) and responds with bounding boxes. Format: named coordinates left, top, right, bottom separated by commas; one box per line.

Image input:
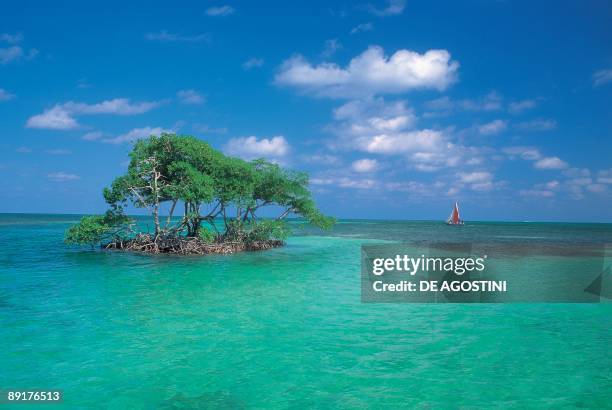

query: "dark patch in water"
left=159, top=391, right=246, bottom=410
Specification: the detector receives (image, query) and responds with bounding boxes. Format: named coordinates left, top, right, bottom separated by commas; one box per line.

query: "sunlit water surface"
left=1, top=215, right=611, bottom=409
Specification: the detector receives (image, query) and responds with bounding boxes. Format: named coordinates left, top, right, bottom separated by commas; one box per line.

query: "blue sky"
left=1, top=0, right=611, bottom=221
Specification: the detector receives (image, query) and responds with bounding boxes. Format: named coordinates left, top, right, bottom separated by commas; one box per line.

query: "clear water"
left=1, top=214, right=611, bottom=409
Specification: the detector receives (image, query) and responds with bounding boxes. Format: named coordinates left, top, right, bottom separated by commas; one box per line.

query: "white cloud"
left=82, top=131, right=104, bottom=141
left=0, top=33, right=23, bottom=44
left=456, top=171, right=498, bottom=192
left=311, top=176, right=378, bottom=189
left=0, top=46, right=23, bottom=64
left=16, top=146, right=31, bottom=153
left=586, top=184, right=606, bottom=193
left=534, top=156, right=568, bottom=170
left=26, top=106, right=79, bottom=130
left=62, top=98, right=161, bottom=115
left=545, top=180, right=560, bottom=190
left=520, top=188, right=555, bottom=198
left=276, top=46, right=459, bottom=98
left=362, top=130, right=444, bottom=154
left=26, top=98, right=162, bottom=130
left=224, top=136, right=290, bottom=162
left=424, top=92, right=502, bottom=116
left=145, top=31, right=210, bottom=43
left=519, top=180, right=560, bottom=198
left=0, top=88, right=15, bottom=101
left=103, top=126, right=169, bottom=144
left=597, top=169, right=612, bottom=184
left=177, top=89, right=205, bottom=105
left=330, top=98, right=449, bottom=157
left=329, top=98, right=480, bottom=173
left=503, top=146, right=541, bottom=160
left=352, top=158, right=378, bottom=172
left=206, top=5, right=235, bottom=16
left=478, top=119, right=507, bottom=135
left=516, top=118, right=557, bottom=131
left=301, top=154, right=341, bottom=165
left=592, top=69, right=612, bottom=87
left=47, top=172, right=80, bottom=182
left=459, top=171, right=492, bottom=184
left=350, top=22, right=373, bottom=34
left=243, top=57, right=264, bottom=70
left=321, top=39, right=342, bottom=58
left=508, top=99, right=536, bottom=114
left=192, top=123, right=228, bottom=135
left=368, top=0, right=406, bottom=16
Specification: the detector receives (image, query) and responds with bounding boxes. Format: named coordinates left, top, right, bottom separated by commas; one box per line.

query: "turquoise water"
left=1, top=214, right=611, bottom=409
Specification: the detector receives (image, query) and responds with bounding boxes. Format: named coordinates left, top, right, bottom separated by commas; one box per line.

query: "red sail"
left=452, top=203, right=459, bottom=224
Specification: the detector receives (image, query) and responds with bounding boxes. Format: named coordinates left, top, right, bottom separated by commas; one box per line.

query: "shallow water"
left=1, top=214, right=611, bottom=408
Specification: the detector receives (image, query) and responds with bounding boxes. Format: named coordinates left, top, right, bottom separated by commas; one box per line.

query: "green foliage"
left=247, top=220, right=290, bottom=242
left=65, top=211, right=132, bottom=246
left=68, top=133, right=334, bottom=249
left=198, top=227, right=216, bottom=244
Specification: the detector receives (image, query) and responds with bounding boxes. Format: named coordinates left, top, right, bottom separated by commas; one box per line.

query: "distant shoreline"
left=0, top=212, right=611, bottom=225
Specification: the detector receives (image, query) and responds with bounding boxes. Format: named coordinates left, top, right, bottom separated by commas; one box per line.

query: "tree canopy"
left=66, top=133, right=334, bottom=249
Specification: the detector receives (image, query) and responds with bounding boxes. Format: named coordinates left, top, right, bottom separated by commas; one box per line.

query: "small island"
left=65, top=133, right=334, bottom=254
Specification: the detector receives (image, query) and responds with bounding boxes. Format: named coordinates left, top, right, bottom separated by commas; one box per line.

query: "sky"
left=1, top=0, right=611, bottom=222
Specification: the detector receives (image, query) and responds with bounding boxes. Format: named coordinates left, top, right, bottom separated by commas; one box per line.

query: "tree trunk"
left=166, top=199, right=178, bottom=229
left=152, top=170, right=161, bottom=238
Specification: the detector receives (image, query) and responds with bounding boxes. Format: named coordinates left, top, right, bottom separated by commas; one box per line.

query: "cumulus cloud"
left=592, top=69, right=612, bottom=87
left=276, top=46, right=459, bottom=98
left=177, top=89, right=205, bottom=105
left=534, top=156, right=568, bottom=170
left=242, top=57, right=264, bottom=70
left=103, top=126, right=169, bottom=144
left=362, top=130, right=444, bottom=154
left=145, top=31, right=210, bottom=43
left=329, top=98, right=480, bottom=172
left=26, top=106, right=79, bottom=130
left=352, top=158, right=378, bottom=172
left=333, top=98, right=416, bottom=134
left=367, top=0, right=406, bottom=16
left=206, top=5, right=235, bottom=16
left=330, top=98, right=446, bottom=156
left=350, top=22, right=373, bottom=34
left=47, top=172, right=80, bottom=182
left=26, top=98, right=162, bottom=130
left=478, top=119, right=507, bottom=135
left=0, top=88, right=15, bottom=101
left=224, top=136, right=290, bottom=162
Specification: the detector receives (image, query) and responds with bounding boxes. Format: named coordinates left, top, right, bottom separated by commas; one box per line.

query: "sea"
left=1, top=214, right=611, bottom=409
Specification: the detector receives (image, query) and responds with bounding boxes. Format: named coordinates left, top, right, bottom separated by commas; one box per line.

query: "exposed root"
left=103, top=233, right=283, bottom=255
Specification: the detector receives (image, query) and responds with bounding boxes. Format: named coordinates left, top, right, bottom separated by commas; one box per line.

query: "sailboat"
left=446, top=201, right=464, bottom=225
